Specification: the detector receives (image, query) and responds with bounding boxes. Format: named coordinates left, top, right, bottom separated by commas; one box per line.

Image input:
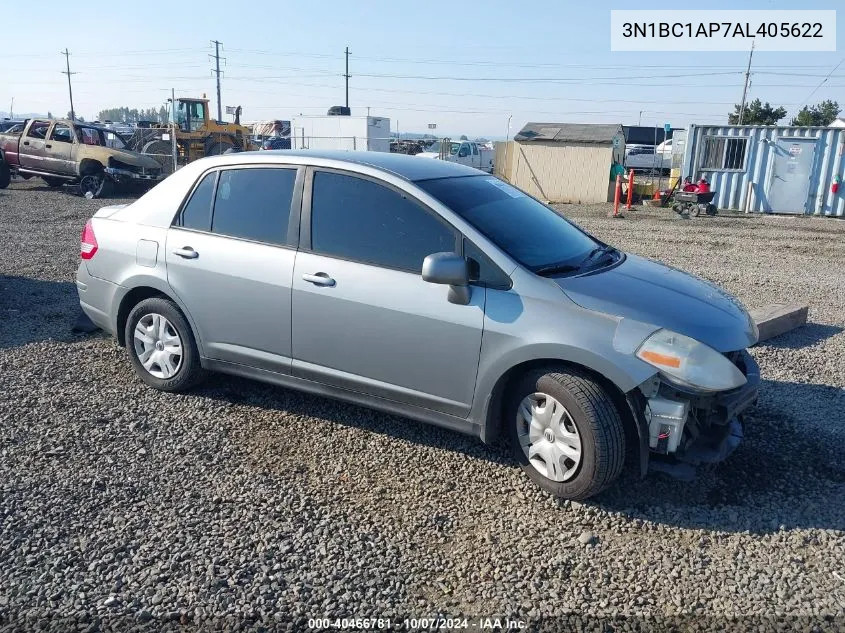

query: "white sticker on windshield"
left=485, top=177, right=523, bottom=198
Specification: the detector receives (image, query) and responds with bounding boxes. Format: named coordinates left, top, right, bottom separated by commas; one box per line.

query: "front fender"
left=469, top=282, right=659, bottom=444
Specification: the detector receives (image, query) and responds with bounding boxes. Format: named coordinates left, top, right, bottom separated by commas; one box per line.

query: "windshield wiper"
left=533, top=262, right=582, bottom=276
left=581, top=245, right=617, bottom=268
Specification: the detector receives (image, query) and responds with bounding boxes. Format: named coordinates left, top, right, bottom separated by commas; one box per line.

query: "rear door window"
left=27, top=121, right=50, bottom=139
left=210, top=167, right=296, bottom=246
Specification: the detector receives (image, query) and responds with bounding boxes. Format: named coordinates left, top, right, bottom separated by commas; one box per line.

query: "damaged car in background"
left=0, top=118, right=163, bottom=197
left=75, top=151, right=760, bottom=500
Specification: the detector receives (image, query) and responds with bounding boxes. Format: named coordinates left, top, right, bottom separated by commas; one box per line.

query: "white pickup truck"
left=417, top=139, right=494, bottom=173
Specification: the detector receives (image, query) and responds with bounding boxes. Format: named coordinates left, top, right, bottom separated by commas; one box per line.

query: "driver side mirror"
left=458, top=149, right=469, bottom=157
left=422, top=252, right=471, bottom=305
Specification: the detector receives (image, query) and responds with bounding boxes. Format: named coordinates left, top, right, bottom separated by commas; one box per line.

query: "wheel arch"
left=78, top=157, right=104, bottom=176
left=114, top=282, right=203, bottom=355
left=480, top=356, right=650, bottom=476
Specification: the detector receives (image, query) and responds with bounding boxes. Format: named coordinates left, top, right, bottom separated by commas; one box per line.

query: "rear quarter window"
left=176, top=172, right=216, bottom=231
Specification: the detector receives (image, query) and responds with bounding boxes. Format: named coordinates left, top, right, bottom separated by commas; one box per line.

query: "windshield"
left=424, top=141, right=460, bottom=156
left=416, top=175, right=600, bottom=271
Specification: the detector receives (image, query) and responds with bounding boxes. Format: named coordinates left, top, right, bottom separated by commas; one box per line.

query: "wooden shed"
left=494, top=123, right=625, bottom=204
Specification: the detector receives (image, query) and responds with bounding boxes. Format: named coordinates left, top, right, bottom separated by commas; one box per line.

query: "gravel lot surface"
left=1, top=179, right=844, bottom=631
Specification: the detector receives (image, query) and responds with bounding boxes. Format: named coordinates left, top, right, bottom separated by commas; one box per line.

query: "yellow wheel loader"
left=126, top=97, right=255, bottom=174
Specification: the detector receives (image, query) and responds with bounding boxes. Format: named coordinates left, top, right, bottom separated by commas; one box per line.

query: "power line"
left=220, top=47, right=840, bottom=70
left=4, top=48, right=205, bottom=59
left=340, top=70, right=744, bottom=82
left=795, top=57, right=845, bottom=112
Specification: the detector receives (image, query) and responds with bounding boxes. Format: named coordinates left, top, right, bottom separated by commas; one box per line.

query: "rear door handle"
left=45, top=144, right=52, bottom=149
left=302, top=272, right=335, bottom=287
left=173, top=247, right=198, bottom=259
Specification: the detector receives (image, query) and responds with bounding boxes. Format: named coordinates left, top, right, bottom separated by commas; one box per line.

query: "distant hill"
left=0, top=111, right=46, bottom=120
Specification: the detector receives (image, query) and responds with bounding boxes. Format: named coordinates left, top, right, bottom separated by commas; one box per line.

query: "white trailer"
left=291, top=116, right=391, bottom=152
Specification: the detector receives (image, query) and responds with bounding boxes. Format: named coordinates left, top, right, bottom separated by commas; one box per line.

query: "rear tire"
left=506, top=367, right=625, bottom=500
left=125, top=297, right=205, bottom=392
left=0, top=162, right=10, bottom=189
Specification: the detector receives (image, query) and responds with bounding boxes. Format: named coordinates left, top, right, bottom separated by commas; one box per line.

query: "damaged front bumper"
left=104, top=166, right=163, bottom=184
left=638, top=350, right=760, bottom=480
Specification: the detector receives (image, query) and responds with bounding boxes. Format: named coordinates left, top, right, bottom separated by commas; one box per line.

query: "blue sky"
left=2, top=0, right=842, bottom=137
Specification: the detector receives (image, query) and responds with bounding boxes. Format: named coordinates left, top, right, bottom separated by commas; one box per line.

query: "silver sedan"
left=77, top=150, right=760, bottom=500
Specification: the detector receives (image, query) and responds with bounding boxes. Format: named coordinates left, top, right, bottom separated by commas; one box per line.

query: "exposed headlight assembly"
left=636, top=329, right=747, bottom=393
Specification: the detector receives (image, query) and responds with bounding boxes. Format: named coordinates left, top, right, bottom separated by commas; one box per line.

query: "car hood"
left=108, top=150, right=161, bottom=169
left=554, top=254, right=758, bottom=352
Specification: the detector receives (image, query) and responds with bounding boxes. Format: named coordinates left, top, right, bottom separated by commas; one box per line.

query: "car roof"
left=255, top=149, right=485, bottom=181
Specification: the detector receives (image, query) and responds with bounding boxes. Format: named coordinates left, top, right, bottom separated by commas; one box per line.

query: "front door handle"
left=23, top=141, right=30, bottom=146
left=173, top=247, right=198, bottom=259
left=302, top=272, right=335, bottom=287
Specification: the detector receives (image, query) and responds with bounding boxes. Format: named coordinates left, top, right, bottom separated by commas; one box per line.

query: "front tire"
left=507, top=367, right=625, bottom=500
left=125, top=297, right=205, bottom=392
left=79, top=166, right=113, bottom=199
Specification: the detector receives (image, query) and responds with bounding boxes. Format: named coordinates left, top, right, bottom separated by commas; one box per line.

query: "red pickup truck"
left=0, top=118, right=164, bottom=197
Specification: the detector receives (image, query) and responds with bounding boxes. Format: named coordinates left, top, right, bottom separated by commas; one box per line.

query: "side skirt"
left=201, top=357, right=483, bottom=439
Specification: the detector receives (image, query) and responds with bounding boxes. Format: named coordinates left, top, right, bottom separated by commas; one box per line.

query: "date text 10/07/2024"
left=308, top=617, right=527, bottom=630
left=621, top=22, right=823, bottom=39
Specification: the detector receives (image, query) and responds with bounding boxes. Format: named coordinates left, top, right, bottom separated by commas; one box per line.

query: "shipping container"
left=682, top=124, right=845, bottom=216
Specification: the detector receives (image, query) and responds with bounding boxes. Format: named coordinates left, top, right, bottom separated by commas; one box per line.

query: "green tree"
left=790, top=100, right=841, bottom=126
left=728, top=98, right=787, bottom=125
left=47, top=111, right=53, bottom=119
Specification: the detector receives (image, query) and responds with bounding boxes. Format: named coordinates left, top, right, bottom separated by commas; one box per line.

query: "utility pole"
left=738, top=40, right=755, bottom=125
left=61, top=49, right=76, bottom=120
left=9, top=97, right=13, bottom=118
left=638, top=110, right=642, bottom=126
left=344, top=46, right=350, bottom=109
left=171, top=88, right=177, bottom=173
left=210, top=40, right=224, bottom=122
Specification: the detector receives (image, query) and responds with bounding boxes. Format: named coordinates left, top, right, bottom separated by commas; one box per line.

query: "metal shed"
left=682, top=124, right=845, bottom=216
left=494, top=123, right=626, bottom=204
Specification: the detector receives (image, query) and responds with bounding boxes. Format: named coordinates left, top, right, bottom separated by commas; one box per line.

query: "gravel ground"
left=1, top=178, right=844, bottom=632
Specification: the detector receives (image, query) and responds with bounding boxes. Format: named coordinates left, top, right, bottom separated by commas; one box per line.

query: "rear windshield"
left=416, top=175, right=598, bottom=271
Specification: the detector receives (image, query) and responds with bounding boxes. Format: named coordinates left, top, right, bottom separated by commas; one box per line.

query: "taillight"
left=80, top=219, right=98, bottom=260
